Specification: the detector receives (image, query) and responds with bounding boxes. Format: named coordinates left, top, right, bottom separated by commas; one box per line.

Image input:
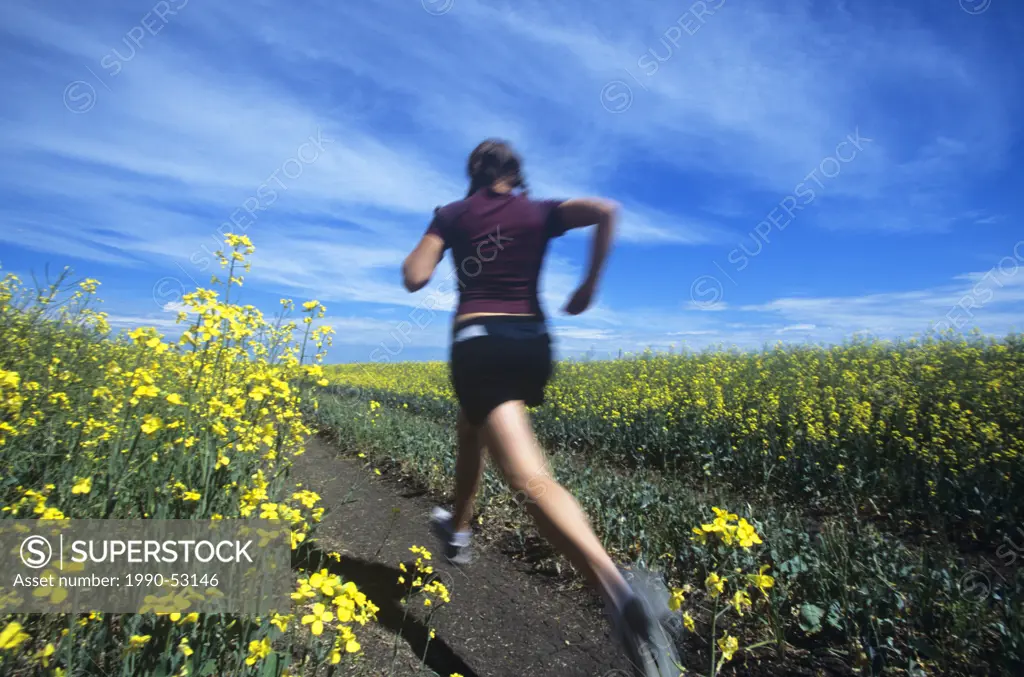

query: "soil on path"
left=292, top=435, right=630, bottom=677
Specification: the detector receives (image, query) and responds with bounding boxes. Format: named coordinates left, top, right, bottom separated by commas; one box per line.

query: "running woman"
left=401, top=139, right=680, bottom=677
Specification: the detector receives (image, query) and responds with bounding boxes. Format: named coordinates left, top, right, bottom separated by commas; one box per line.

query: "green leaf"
left=779, top=555, right=809, bottom=576
left=911, top=637, right=940, bottom=660
left=826, top=600, right=844, bottom=630
left=261, top=652, right=281, bottom=677
left=799, top=603, right=825, bottom=634
left=199, top=659, right=218, bottom=676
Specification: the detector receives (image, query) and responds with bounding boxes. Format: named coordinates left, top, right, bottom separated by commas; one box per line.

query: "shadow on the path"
left=294, top=543, right=480, bottom=677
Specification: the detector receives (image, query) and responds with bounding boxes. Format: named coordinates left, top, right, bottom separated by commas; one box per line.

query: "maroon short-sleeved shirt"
left=425, top=188, right=567, bottom=318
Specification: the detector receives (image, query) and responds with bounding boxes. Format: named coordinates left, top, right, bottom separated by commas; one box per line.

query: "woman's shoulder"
left=434, top=196, right=473, bottom=223
left=434, top=192, right=562, bottom=224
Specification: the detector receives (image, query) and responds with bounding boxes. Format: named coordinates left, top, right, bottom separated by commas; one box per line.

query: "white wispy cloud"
left=776, top=323, right=817, bottom=334
left=740, top=266, right=1024, bottom=338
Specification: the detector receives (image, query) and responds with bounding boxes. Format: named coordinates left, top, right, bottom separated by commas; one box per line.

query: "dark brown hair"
left=465, top=138, right=528, bottom=197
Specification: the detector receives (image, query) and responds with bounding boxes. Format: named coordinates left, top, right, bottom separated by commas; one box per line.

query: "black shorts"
left=449, top=316, right=554, bottom=425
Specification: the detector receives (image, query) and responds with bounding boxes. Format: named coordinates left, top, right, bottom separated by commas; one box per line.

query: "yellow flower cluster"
left=293, top=568, right=378, bottom=627
left=690, top=507, right=763, bottom=549
left=2, top=485, right=66, bottom=520
left=0, top=236, right=370, bottom=675
left=399, top=546, right=451, bottom=608
left=670, top=507, right=777, bottom=674
left=290, top=565, right=378, bottom=664
left=368, top=399, right=383, bottom=425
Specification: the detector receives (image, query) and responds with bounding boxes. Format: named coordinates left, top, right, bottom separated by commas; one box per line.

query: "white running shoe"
left=610, top=567, right=684, bottom=677
left=429, top=507, right=474, bottom=565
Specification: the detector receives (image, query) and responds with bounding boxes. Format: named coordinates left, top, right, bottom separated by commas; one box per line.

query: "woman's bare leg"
left=481, top=400, right=631, bottom=608
left=451, top=409, right=486, bottom=533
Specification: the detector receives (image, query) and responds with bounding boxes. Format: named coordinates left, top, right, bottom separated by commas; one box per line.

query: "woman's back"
left=427, top=187, right=568, bottom=318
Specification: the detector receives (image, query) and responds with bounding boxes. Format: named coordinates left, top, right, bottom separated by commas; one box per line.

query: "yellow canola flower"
left=79, top=278, right=101, bottom=293
left=668, top=587, right=685, bottom=611
left=731, top=589, right=752, bottom=616
left=736, top=519, right=763, bottom=548
left=140, top=415, right=163, bottom=435
left=705, top=573, right=726, bottom=598
left=245, top=637, right=272, bottom=666
left=302, top=602, right=334, bottom=635
left=270, top=613, right=291, bottom=632
left=717, top=634, right=739, bottom=662
left=124, top=635, right=152, bottom=654
left=0, top=621, right=31, bottom=650
left=35, top=641, right=57, bottom=666
left=309, top=569, right=340, bottom=596
left=746, top=565, right=775, bottom=598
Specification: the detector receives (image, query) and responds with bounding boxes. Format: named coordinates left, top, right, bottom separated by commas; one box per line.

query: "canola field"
left=328, top=336, right=1024, bottom=528
left=319, top=334, right=1024, bottom=675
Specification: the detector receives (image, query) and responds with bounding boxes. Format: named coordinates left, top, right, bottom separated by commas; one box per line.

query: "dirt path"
left=293, top=435, right=629, bottom=677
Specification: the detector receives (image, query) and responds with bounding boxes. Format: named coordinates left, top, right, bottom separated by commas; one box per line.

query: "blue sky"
left=1, top=0, right=1022, bottom=362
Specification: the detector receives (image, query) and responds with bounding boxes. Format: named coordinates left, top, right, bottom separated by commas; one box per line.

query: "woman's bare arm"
left=555, top=198, right=619, bottom=314
left=402, top=234, right=446, bottom=292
